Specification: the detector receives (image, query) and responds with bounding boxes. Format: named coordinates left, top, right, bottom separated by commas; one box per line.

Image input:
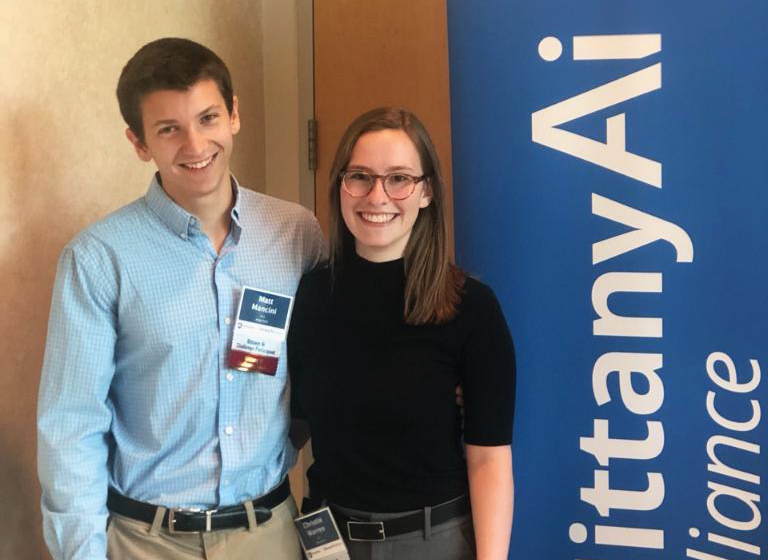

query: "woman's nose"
left=366, top=177, right=390, bottom=204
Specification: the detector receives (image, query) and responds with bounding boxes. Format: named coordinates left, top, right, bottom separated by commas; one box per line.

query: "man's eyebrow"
left=197, top=104, right=221, bottom=117
left=150, top=105, right=222, bottom=128
left=150, top=118, right=178, bottom=128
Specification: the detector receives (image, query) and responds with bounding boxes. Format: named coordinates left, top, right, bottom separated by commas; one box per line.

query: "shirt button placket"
left=214, top=251, right=237, bottom=503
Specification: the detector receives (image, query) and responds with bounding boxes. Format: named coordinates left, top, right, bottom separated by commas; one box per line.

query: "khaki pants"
left=107, top=495, right=302, bottom=560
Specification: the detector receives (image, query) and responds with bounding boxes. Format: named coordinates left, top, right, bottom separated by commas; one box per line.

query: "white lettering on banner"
left=594, top=524, right=664, bottom=548
left=573, top=34, right=662, bottom=61
left=533, top=33, right=682, bottom=554
left=580, top=470, right=664, bottom=517
left=592, top=194, right=693, bottom=264
left=591, top=352, right=664, bottom=414
left=706, top=482, right=761, bottom=531
left=706, top=393, right=761, bottom=432
left=707, top=353, right=761, bottom=393
left=591, top=272, right=662, bottom=337
left=532, top=33, right=662, bottom=187
left=707, top=436, right=760, bottom=485
left=688, top=353, right=763, bottom=559
left=580, top=419, right=664, bottom=466
left=533, top=33, right=764, bottom=557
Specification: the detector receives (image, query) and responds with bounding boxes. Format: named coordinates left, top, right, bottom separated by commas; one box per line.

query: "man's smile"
left=179, top=153, right=217, bottom=170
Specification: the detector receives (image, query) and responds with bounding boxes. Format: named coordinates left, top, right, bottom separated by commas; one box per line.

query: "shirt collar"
left=230, top=176, right=243, bottom=229
left=145, top=173, right=243, bottom=239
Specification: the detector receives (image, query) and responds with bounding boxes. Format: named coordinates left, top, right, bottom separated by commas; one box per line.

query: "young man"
left=37, top=38, right=325, bottom=560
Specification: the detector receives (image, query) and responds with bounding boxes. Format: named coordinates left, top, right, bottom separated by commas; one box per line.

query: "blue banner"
left=447, top=2, right=767, bottom=559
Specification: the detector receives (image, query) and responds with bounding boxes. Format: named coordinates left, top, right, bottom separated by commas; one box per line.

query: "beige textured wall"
left=0, top=2, right=266, bottom=558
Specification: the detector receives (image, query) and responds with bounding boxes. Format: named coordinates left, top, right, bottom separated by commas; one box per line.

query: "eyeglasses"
left=340, top=171, right=426, bottom=200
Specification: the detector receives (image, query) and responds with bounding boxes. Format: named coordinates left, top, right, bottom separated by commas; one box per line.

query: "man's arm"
left=37, top=242, right=117, bottom=560
left=466, top=444, right=514, bottom=560
left=301, top=211, right=328, bottom=271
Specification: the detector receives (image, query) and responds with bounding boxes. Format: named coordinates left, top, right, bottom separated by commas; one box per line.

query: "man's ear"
left=125, top=128, right=152, bottom=162
left=230, top=95, right=241, bottom=135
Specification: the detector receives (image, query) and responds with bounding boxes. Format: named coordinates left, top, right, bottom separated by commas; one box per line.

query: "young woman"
left=287, top=107, right=516, bottom=560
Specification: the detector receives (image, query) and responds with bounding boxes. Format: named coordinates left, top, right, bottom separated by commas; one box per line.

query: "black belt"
left=331, top=495, right=470, bottom=542
left=107, top=478, right=290, bottom=533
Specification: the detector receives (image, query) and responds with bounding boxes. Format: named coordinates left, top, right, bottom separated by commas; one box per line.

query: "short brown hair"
left=116, top=38, right=234, bottom=143
left=328, top=107, right=464, bottom=324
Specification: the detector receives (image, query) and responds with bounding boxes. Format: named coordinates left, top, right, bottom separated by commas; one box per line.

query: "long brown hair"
left=328, top=107, right=464, bottom=324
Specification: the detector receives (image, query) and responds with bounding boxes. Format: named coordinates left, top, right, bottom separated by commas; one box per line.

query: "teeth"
left=182, top=155, right=214, bottom=169
left=361, top=212, right=396, bottom=223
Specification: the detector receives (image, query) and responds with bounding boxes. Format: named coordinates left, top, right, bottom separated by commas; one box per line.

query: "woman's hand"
left=466, top=444, right=514, bottom=560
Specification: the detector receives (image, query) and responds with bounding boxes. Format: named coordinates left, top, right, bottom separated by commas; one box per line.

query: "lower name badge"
left=294, top=507, right=350, bottom=560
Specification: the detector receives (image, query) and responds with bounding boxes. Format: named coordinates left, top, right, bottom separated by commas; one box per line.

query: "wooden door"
left=313, top=0, right=453, bottom=242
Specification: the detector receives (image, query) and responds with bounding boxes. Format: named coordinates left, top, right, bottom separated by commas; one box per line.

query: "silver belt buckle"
left=347, top=520, right=386, bottom=541
left=167, top=507, right=217, bottom=534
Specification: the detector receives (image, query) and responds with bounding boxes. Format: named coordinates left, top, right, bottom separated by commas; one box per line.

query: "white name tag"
left=294, top=507, right=350, bottom=560
left=227, top=287, right=293, bottom=375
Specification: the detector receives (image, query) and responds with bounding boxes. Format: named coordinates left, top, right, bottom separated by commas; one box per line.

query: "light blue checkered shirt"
left=37, top=175, right=326, bottom=560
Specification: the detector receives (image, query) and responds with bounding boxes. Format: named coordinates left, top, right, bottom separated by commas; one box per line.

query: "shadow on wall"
left=0, top=105, right=78, bottom=560
left=1, top=5, right=267, bottom=557
left=208, top=1, right=267, bottom=192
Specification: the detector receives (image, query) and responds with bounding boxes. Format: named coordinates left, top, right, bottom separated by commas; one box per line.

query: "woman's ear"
left=419, top=179, right=433, bottom=208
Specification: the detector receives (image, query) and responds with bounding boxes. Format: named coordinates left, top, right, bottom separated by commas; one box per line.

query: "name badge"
left=227, top=287, right=293, bottom=375
left=294, top=507, right=350, bottom=560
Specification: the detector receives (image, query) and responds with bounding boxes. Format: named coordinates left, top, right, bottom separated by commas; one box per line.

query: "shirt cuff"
left=42, top=506, right=108, bottom=560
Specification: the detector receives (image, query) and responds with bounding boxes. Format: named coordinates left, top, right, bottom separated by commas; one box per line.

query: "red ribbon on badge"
left=227, top=349, right=279, bottom=375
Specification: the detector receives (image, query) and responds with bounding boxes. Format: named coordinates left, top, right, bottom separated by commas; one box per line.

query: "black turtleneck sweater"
left=287, top=253, right=515, bottom=512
